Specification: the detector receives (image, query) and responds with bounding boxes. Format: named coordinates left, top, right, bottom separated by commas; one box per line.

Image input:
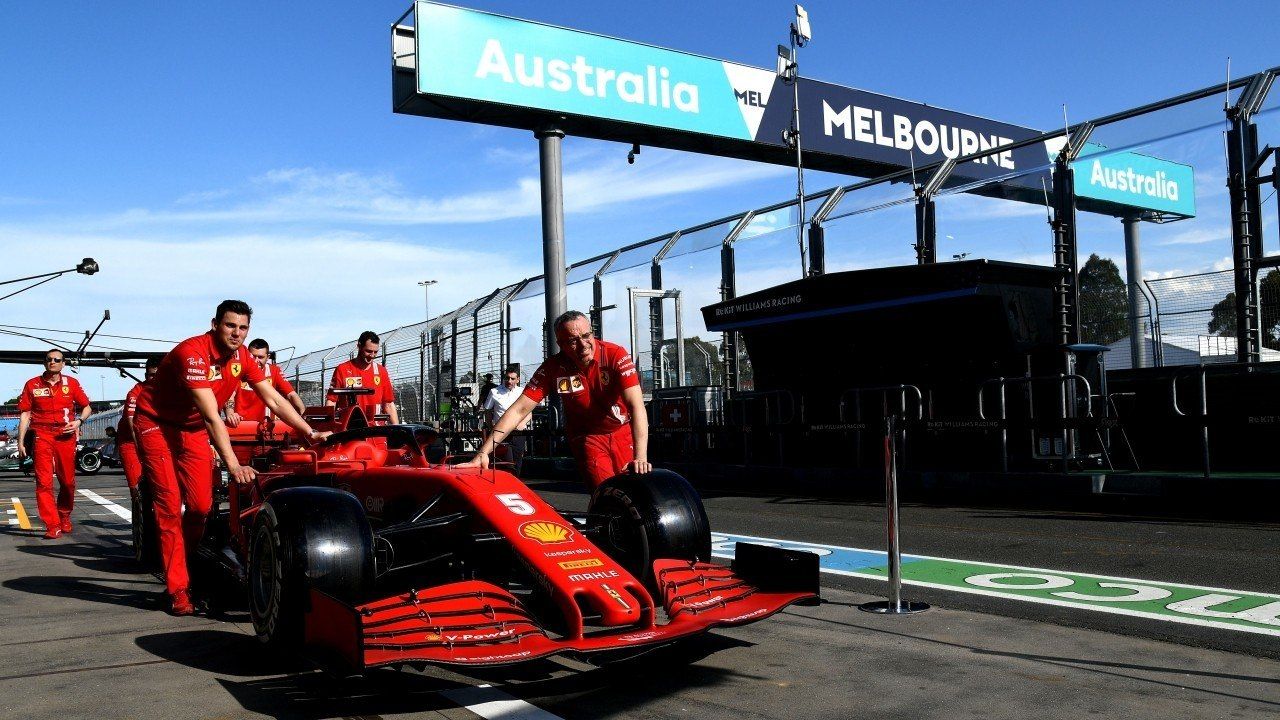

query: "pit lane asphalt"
left=2, top=468, right=1277, bottom=720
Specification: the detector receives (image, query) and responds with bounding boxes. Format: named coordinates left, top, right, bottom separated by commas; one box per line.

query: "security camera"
left=627, top=142, right=640, bottom=164
left=794, top=5, right=811, bottom=43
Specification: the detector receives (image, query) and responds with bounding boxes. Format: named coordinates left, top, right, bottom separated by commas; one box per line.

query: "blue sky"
left=1, top=0, right=1278, bottom=406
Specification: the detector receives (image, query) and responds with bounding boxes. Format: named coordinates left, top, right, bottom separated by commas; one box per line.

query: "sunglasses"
left=45, top=357, right=65, bottom=364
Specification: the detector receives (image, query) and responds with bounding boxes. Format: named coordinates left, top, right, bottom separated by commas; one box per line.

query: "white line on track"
left=440, top=685, right=563, bottom=720
left=77, top=488, right=131, bottom=522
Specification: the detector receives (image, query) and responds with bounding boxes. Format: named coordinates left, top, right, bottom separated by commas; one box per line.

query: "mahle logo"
left=474, top=39, right=701, bottom=113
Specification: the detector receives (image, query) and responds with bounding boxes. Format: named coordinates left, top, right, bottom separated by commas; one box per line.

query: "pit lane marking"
left=76, top=489, right=131, bottom=522
left=712, top=531, right=1280, bottom=637
left=440, top=684, right=564, bottom=720
left=9, top=498, right=32, bottom=530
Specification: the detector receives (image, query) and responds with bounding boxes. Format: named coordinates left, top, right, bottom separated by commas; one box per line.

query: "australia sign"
left=396, top=2, right=1193, bottom=216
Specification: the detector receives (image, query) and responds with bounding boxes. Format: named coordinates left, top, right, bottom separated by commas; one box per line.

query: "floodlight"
left=76, top=258, right=99, bottom=275
left=794, top=5, right=811, bottom=43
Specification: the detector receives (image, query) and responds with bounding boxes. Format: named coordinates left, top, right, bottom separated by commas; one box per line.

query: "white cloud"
left=1154, top=228, right=1224, bottom=246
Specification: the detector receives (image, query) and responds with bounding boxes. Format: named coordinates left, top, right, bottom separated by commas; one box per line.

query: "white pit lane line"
left=77, top=488, right=131, bottom=522
left=441, top=685, right=564, bottom=720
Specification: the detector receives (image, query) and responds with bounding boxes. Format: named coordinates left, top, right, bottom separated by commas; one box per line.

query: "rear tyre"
left=131, top=482, right=161, bottom=570
left=248, top=488, right=374, bottom=649
left=588, top=470, right=712, bottom=593
left=77, top=449, right=102, bottom=475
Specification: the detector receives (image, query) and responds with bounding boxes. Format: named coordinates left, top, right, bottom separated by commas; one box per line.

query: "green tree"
left=1208, top=269, right=1280, bottom=351
left=660, top=336, right=724, bottom=386
left=1078, top=253, right=1129, bottom=346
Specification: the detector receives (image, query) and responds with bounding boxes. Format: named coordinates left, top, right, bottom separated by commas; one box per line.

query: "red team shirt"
left=19, top=375, right=91, bottom=431
left=523, top=339, right=639, bottom=439
left=135, top=332, right=266, bottom=429
left=326, top=360, right=394, bottom=418
left=233, top=363, right=294, bottom=421
left=115, top=382, right=146, bottom=442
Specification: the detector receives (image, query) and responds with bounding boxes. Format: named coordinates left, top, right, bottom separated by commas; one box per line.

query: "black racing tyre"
left=131, top=482, right=161, bottom=570
left=588, top=470, right=712, bottom=592
left=248, top=488, right=374, bottom=649
left=77, top=449, right=102, bottom=475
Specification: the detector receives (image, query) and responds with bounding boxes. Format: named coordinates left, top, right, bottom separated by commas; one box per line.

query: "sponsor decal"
left=681, top=594, right=726, bottom=610
left=519, top=520, right=574, bottom=544
left=558, top=558, right=605, bottom=570
left=208, top=366, right=223, bottom=381
left=568, top=570, right=620, bottom=582
left=544, top=547, right=592, bottom=558
left=599, top=369, right=610, bottom=386
left=345, top=376, right=362, bottom=388
left=32, top=388, right=51, bottom=397
left=187, top=357, right=201, bottom=366
left=601, top=583, right=632, bottom=611
left=462, top=650, right=532, bottom=663
left=556, top=375, right=584, bottom=393
left=721, top=608, right=769, bottom=623
left=364, top=495, right=385, bottom=513
left=445, top=628, right=516, bottom=643
left=241, top=381, right=251, bottom=390
left=617, top=630, right=662, bottom=642
left=230, top=362, right=242, bottom=378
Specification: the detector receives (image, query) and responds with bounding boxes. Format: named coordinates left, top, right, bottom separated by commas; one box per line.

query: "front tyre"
left=588, top=470, right=712, bottom=592
left=248, top=488, right=374, bottom=649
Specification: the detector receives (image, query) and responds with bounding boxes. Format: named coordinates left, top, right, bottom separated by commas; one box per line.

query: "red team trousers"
left=118, top=439, right=143, bottom=489
left=31, top=430, right=77, bottom=531
left=569, top=424, right=635, bottom=490
left=133, top=414, right=214, bottom=594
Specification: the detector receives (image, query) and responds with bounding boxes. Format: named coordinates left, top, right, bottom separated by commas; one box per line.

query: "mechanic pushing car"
left=224, top=337, right=305, bottom=425
left=133, top=300, right=331, bottom=616
left=461, top=310, right=651, bottom=488
left=117, top=356, right=160, bottom=501
left=325, top=330, right=399, bottom=424
left=16, top=349, right=93, bottom=539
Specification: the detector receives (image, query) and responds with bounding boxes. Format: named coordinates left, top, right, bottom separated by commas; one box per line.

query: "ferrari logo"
left=61, top=385, right=70, bottom=395
left=373, top=375, right=381, bottom=386
left=230, top=362, right=242, bottom=377
left=519, top=521, right=574, bottom=545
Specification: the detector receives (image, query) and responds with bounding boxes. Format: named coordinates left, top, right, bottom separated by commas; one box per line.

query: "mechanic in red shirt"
left=16, top=349, right=93, bottom=538
left=224, top=338, right=305, bottom=425
left=116, top=356, right=160, bottom=501
left=325, top=330, right=399, bottom=424
left=461, top=310, right=650, bottom=489
left=134, top=300, right=330, bottom=616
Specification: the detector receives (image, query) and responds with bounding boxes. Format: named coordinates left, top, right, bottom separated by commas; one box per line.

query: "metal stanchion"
left=860, top=413, right=929, bottom=615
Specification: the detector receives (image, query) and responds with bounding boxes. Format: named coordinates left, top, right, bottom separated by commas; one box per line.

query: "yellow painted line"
left=10, top=497, right=32, bottom=530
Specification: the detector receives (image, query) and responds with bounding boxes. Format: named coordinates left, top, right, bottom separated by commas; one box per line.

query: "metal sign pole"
left=861, top=411, right=928, bottom=615
left=537, top=126, right=568, bottom=354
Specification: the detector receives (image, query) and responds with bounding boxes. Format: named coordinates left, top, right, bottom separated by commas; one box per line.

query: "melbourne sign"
left=401, top=2, right=1193, bottom=216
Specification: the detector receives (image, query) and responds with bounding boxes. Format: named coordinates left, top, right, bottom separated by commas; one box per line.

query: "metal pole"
left=860, top=412, right=928, bottom=615
left=1122, top=215, right=1148, bottom=368
left=418, top=331, right=427, bottom=422
left=537, top=127, right=568, bottom=354
left=790, top=41, right=807, bottom=277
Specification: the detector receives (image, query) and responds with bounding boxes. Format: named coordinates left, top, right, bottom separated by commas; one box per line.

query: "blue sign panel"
left=407, top=2, right=1194, bottom=215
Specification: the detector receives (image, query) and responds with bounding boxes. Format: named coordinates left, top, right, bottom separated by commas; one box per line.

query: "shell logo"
left=519, top=520, right=574, bottom=545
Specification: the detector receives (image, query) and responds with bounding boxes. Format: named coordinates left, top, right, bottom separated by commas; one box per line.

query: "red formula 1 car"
left=132, top=392, right=819, bottom=670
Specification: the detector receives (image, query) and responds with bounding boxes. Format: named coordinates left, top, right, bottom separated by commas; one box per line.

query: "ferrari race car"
left=132, top=390, right=819, bottom=670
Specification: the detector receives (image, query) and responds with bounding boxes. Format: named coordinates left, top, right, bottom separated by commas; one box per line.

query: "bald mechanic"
left=460, top=310, right=651, bottom=488
left=16, top=349, right=92, bottom=539
left=134, top=300, right=330, bottom=616
left=326, top=330, right=399, bottom=424
left=224, top=338, right=305, bottom=426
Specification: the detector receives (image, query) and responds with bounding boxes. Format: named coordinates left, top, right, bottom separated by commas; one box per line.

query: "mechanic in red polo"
left=224, top=338, right=305, bottom=426
left=325, top=330, right=399, bottom=424
left=461, top=310, right=651, bottom=488
left=16, top=349, right=92, bottom=539
left=117, top=356, right=160, bottom=501
left=134, top=300, right=330, bottom=616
